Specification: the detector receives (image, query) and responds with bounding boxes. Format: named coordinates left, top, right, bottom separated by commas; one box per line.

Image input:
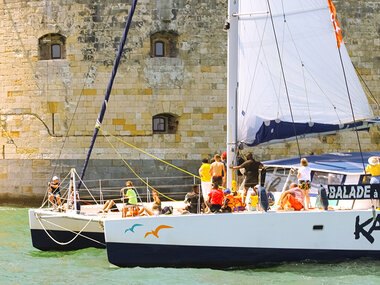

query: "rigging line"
left=79, top=0, right=138, bottom=189
left=266, top=0, right=301, bottom=158
left=99, top=126, right=201, bottom=180
left=101, top=131, right=177, bottom=202
left=303, top=66, right=342, bottom=123
left=283, top=22, right=312, bottom=122
left=353, top=65, right=380, bottom=107
left=337, top=48, right=366, bottom=173
left=242, top=13, right=270, bottom=121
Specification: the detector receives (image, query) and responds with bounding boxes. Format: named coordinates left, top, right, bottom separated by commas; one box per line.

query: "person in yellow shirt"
left=366, top=156, right=380, bottom=184
left=365, top=156, right=380, bottom=184
left=199, top=158, right=212, bottom=201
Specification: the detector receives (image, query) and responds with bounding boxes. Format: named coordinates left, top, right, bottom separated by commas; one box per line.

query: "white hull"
left=29, top=207, right=105, bottom=250
left=104, top=210, right=380, bottom=267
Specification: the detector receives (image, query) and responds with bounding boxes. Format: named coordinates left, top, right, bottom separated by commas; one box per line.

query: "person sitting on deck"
left=143, top=190, right=162, bottom=216
left=278, top=183, right=305, bottom=211
left=207, top=182, right=224, bottom=213
left=121, top=181, right=139, bottom=218
left=245, top=185, right=259, bottom=211
left=182, top=185, right=206, bottom=214
left=232, top=191, right=246, bottom=212
left=366, top=156, right=380, bottom=184
left=221, top=189, right=234, bottom=213
left=99, top=200, right=119, bottom=213
left=48, top=176, right=61, bottom=208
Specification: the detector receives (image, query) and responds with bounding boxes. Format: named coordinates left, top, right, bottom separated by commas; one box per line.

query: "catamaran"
left=29, top=0, right=379, bottom=266
left=102, top=0, right=380, bottom=267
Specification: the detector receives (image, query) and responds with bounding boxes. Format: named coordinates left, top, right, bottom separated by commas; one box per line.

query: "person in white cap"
left=49, top=176, right=61, bottom=208
left=366, top=156, right=380, bottom=184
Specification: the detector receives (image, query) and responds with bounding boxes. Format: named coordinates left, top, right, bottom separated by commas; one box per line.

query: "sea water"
left=0, top=206, right=379, bottom=285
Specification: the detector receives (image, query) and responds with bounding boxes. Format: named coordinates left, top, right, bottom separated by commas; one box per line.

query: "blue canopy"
left=264, top=152, right=380, bottom=174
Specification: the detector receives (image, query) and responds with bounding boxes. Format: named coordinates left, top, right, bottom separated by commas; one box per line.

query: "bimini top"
left=263, top=152, right=380, bottom=174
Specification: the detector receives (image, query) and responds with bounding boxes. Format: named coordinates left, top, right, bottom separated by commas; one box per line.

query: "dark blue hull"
left=106, top=242, right=380, bottom=268
left=31, top=229, right=105, bottom=251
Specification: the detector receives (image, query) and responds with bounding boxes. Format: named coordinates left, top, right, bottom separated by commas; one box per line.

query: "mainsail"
left=236, top=0, right=374, bottom=146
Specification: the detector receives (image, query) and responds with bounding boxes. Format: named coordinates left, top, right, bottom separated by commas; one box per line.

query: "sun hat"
left=368, top=156, right=379, bottom=166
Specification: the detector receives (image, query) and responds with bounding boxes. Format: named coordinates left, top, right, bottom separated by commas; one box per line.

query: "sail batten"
left=237, top=0, right=373, bottom=146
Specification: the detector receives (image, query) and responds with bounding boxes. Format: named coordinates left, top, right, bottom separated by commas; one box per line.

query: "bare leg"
left=104, top=200, right=115, bottom=212
left=56, top=195, right=61, bottom=206
left=305, top=190, right=310, bottom=209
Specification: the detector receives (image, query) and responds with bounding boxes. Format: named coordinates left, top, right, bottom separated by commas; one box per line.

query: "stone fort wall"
left=0, top=0, right=379, bottom=201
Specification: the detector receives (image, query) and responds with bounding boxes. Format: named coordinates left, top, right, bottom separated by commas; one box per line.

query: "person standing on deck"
left=297, top=158, right=311, bottom=209
left=199, top=158, right=212, bottom=201
left=366, top=156, right=380, bottom=184
left=221, top=152, right=227, bottom=188
left=230, top=153, right=263, bottom=201
left=209, top=154, right=226, bottom=187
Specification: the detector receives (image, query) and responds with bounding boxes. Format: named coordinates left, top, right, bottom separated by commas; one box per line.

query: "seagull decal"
left=124, top=224, right=143, bottom=233
left=144, top=225, right=173, bottom=238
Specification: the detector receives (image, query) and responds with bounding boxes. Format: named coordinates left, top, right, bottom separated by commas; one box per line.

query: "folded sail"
left=237, top=0, right=373, bottom=146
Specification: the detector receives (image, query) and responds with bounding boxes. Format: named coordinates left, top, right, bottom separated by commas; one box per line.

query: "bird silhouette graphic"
left=144, top=225, right=173, bottom=238
left=124, top=224, right=143, bottom=233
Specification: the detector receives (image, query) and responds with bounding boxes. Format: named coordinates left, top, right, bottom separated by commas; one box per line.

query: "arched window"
left=150, top=31, right=178, bottom=58
left=152, top=113, right=178, bottom=134
left=39, top=33, right=66, bottom=60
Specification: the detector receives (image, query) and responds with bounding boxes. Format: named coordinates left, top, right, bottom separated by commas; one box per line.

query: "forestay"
left=237, top=0, right=373, bottom=146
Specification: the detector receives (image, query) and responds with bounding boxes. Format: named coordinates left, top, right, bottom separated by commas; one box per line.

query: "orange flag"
left=328, top=0, right=343, bottom=48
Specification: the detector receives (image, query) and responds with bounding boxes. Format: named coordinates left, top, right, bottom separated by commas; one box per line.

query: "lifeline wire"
left=101, top=131, right=177, bottom=202
left=98, top=126, right=201, bottom=180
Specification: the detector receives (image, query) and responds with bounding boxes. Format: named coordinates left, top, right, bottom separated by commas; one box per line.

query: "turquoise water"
left=1, top=206, right=379, bottom=285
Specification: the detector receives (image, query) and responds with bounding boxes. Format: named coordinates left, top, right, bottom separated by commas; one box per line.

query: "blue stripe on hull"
left=30, top=229, right=105, bottom=251
left=107, top=242, right=380, bottom=268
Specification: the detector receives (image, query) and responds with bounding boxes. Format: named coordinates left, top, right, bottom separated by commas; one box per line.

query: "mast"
left=78, top=0, right=138, bottom=189
left=226, top=0, right=239, bottom=190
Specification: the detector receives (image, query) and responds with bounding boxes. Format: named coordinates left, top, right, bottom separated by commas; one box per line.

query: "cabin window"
left=152, top=114, right=177, bottom=134
left=39, top=33, right=66, bottom=60
left=150, top=31, right=178, bottom=58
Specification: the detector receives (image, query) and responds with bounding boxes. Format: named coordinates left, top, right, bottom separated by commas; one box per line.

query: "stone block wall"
left=0, top=0, right=379, bottom=200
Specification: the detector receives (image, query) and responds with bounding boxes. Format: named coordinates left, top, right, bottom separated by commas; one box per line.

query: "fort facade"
left=0, top=0, right=379, bottom=201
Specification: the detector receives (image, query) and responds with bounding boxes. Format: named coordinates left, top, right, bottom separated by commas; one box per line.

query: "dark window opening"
left=153, top=117, right=166, bottom=132
left=153, top=114, right=178, bottom=134
left=150, top=31, right=178, bottom=58
left=39, top=33, right=66, bottom=60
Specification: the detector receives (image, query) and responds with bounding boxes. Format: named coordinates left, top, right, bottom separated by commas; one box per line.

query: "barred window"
left=152, top=114, right=178, bottom=134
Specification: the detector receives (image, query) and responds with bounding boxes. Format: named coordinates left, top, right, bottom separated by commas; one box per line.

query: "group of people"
left=47, top=153, right=380, bottom=215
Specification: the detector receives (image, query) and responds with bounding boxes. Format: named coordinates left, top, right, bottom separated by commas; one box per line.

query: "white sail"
left=237, top=0, right=372, bottom=145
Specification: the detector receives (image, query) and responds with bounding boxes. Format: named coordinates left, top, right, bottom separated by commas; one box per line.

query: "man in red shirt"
left=207, top=183, right=224, bottom=213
